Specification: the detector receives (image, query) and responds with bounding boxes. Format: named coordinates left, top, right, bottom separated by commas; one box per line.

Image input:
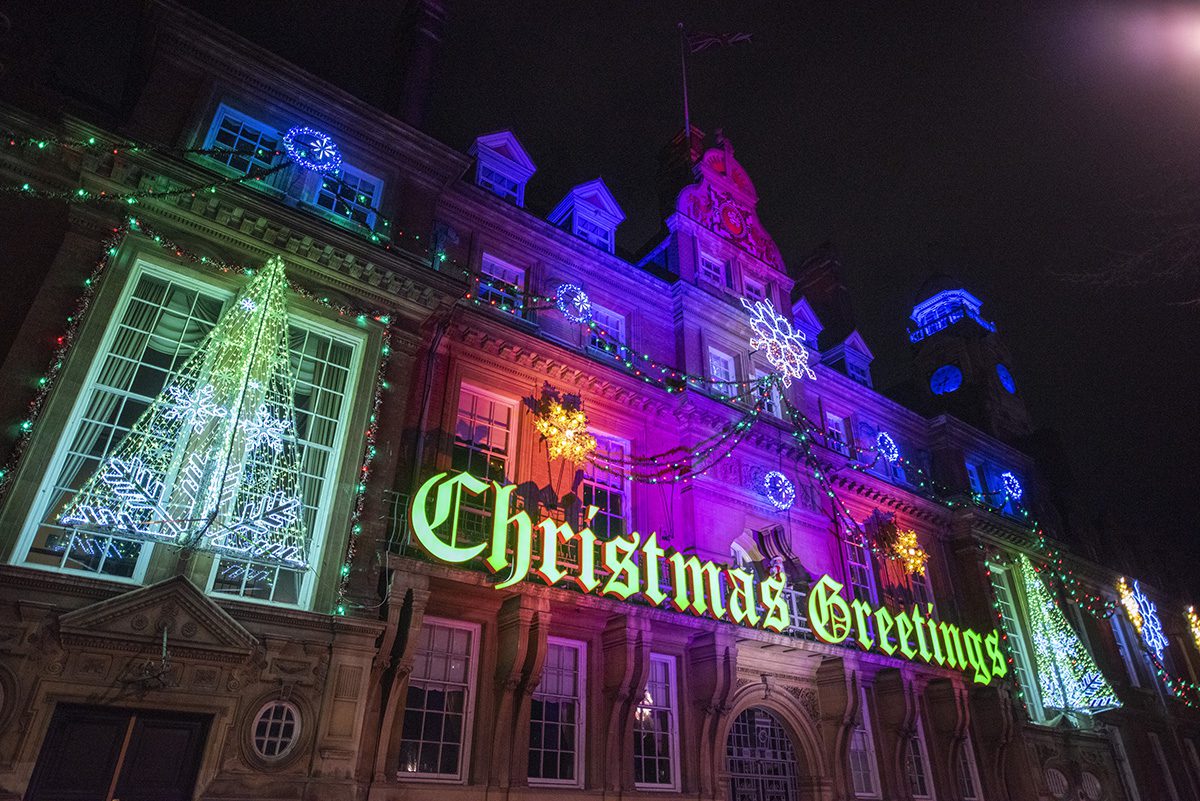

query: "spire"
left=58, top=256, right=309, bottom=569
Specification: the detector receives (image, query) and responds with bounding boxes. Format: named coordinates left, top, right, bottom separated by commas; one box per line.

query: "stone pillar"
left=488, top=592, right=550, bottom=790
left=686, top=629, right=737, bottom=799
left=815, top=657, right=859, bottom=801
left=600, top=614, right=652, bottom=793
left=926, top=677, right=969, bottom=799
left=873, top=668, right=915, bottom=800
left=371, top=570, right=431, bottom=782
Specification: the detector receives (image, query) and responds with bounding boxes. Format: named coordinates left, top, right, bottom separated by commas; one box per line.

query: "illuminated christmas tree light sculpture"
left=1018, top=556, right=1119, bottom=714
left=57, top=256, right=309, bottom=569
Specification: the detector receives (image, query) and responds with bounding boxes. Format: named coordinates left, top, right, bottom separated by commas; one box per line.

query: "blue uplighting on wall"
left=996, top=363, right=1016, bottom=394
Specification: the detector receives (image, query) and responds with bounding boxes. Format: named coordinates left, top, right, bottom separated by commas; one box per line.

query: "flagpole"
left=677, top=22, right=691, bottom=145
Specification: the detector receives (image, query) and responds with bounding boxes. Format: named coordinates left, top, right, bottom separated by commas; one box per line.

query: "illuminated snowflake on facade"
left=555, top=283, right=592, bottom=324
left=1001, top=471, right=1023, bottom=503
left=283, top=125, right=343, bottom=173
left=876, top=431, right=900, bottom=464
left=162, top=384, right=226, bottom=432
left=740, top=297, right=816, bottom=387
left=1120, top=577, right=1169, bottom=660
left=759, top=470, right=796, bottom=511
left=241, top=404, right=293, bottom=454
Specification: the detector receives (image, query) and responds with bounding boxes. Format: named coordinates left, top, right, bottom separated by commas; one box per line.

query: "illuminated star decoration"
left=876, top=431, right=900, bottom=464
left=1001, top=471, right=1023, bottom=503
left=760, top=470, right=796, bottom=511
left=893, top=529, right=928, bottom=576
left=282, top=125, right=343, bottom=173
left=1188, top=606, right=1200, bottom=655
left=530, top=387, right=597, bottom=465
left=740, top=297, right=816, bottom=387
left=555, top=283, right=592, bottom=324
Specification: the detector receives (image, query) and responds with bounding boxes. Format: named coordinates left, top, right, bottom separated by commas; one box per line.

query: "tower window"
left=929, top=364, right=963, bottom=395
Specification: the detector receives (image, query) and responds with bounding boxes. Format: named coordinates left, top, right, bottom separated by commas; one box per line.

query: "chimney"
left=390, top=0, right=449, bottom=129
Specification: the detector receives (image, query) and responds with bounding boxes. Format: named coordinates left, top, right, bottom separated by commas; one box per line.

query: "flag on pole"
left=685, top=31, right=752, bottom=53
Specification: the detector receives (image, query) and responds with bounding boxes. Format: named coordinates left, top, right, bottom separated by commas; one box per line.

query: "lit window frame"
left=528, top=637, right=587, bottom=787
left=633, top=653, right=681, bottom=791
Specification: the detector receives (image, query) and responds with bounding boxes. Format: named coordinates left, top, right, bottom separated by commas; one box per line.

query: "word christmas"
left=410, top=471, right=792, bottom=631
left=806, top=574, right=1006, bottom=684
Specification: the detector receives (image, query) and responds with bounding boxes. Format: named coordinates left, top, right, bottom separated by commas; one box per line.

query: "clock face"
left=930, top=364, right=963, bottom=395
left=996, top=363, right=1017, bottom=394
left=719, top=201, right=747, bottom=237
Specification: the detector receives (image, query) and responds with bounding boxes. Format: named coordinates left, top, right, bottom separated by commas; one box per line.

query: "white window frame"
left=478, top=253, right=525, bottom=313
left=11, top=260, right=363, bottom=611
left=452, top=384, right=517, bottom=545
left=989, top=562, right=1045, bottom=721
left=1110, top=612, right=1143, bottom=688
left=477, top=163, right=520, bottom=203
left=743, top=276, right=767, bottom=303
left=753, top=368, right=783, bottom=418
left=844, top=539, right=877, bottom=605
left=397, top=617, right=481, bottom=782
left=707, top=346, right=737, bottom=386
left=308, top=163, right=384, bottom=229
left=201, top=103, right=282, bottom=177
left=906, top=712, right=936, bottom=799
left=573, top=213, right=615, bottom=253
left=699, top=253, right=728, bottom=287
left=825, top=412, right=850, bottom=455
left=956, top=734, right=983, bottom=801
left=849, top=683, right=881, bottom=798
left=589, top=303, right=626, bottom=353
left=633, top=653, right=681, bottom=791
left=581, top=434, right=629, bottom=540
left=912, top=568, right=936, bottom=615
left=529, top=637, right=587, bottom=787
left=966, top=462, right=986, bottom=496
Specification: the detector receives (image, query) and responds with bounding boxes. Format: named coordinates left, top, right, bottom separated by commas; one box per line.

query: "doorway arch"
left=725, top=706, right=801, bottom=801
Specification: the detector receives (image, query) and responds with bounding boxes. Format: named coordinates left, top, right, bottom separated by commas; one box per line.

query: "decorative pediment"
left=675, top=135, right=785, bottom=272
left=469, top=130, right=537, bottom=206
left=840, top=329, right=874, bottom=361
left=58, top=575, right=258, bottom=660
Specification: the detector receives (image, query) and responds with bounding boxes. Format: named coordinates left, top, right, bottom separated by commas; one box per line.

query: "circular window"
left=1044, top=767, right=1069, bottom=799
left=996, top=363, right=1017, bottom=393
left=930, top=364, right=963, bottom=395
left=1081, top=771, right=1103, bottom=801
left=252, top=700, right=301, bottom=760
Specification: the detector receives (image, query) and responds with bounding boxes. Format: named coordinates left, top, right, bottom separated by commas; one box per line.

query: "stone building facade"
left=0, top=4, right=1196, bottom=801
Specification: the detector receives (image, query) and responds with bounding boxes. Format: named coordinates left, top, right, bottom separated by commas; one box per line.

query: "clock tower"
left=909, top=274, right=1031, bottom=441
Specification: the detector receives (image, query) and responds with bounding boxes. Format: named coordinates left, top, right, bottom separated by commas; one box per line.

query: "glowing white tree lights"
left=57, top=256, right=309, bottom=569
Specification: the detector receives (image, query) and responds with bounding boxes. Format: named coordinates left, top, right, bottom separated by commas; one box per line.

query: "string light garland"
left=2, top=160, right=292, bottom=205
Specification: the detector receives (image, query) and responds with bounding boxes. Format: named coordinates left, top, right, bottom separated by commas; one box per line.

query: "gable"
left=470, top=130, right=537, bottom=176
left=548, top=177, right=625, bottom=227
left=58, top=575, right=258, bottom=660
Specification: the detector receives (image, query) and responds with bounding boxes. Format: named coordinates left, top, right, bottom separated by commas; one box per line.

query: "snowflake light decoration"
left=1120, top=577, right=1168, bottom=660
left=162, top=384, right=227, bottom=432
left=282, top=125, right=343, bottom=173
left=760, top=470, right=796, bottom=511
left=740, top=297, right=816, bottom=387
left=241, top=404, right=293, bottom=454
left=876, top=431, right=900, bottom=464
left=893, top=529, right=928, bottom=576
left=555, top=283, right=592, bottom=324
left=240, top=297, right=258, bottom=312
left=530, top=386, right=597, bottom=464
left=1001, top=471, right=1023, bottom=503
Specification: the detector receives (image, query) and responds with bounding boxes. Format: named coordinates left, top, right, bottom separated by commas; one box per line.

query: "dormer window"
left=743, top=276, right=766, bottom=303
left=700, top=253, right=730, bottom=288
left=469, top=131, right=537, bottom=207
left=314, top=166, right=382, bottom=228
left=548, top=178, right=624, bottom=255
left=205, top=104, right=281, bottom=175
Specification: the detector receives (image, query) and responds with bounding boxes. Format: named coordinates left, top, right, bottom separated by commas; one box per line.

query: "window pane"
left=399, top=621, right=476, bottom=779
left=529, top=641, right=583, bottom=784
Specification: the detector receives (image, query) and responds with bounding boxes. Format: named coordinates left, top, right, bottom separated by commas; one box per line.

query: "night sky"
left=184, top=2, right=1200, bottom=593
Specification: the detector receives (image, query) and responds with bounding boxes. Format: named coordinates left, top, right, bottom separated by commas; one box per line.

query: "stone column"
left=488, top=592, right=550, bottom=790
left=370, top=570, right=431, bottom=782
left=815, top=657, right=859, bottom=801
left=600, top=614, right=652, bottom=792
left=686, top=629, right=737, bottom=799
